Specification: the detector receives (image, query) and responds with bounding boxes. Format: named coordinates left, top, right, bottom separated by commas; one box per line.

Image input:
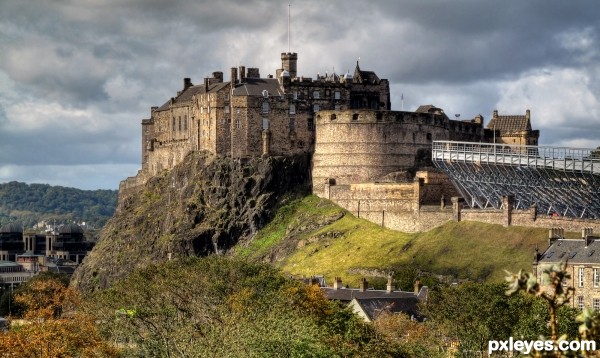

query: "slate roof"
left=0, top=223, right=23, bottom=234
left=352, top=296, right=422, bottom=321
left=155, top=82, right=230, bottom=112
left=487, top=115, right=531, bottom=133
left=321, top=287, right=418, bottom=302
left=353, top=62, right=380, bottom=84
left=231, top=78, right=284, bottom=97
left=415, top=104, right=444, bottom=114
left=537, top=238, right=600, bottom=265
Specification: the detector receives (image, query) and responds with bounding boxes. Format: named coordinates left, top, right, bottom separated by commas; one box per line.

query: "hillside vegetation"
left=237, top=195, right=563, bottom=287
left=0, top=181, right=117, bottom=229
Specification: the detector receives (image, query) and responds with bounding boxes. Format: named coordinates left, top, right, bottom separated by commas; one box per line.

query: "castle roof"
left=351, top=296, right=422, bottom=321
left=415, top=104, right=444, bottom=114
left=353, top=61, right=380, bottom=84
left=487, top=114, right=532, bottom=133
left=155, top=82, right=230, bottom=112
left=231, top=78, right=284, bottom=97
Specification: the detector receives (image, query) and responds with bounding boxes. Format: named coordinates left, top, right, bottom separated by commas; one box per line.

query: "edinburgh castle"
left=119, top=51, right=600, bottom=233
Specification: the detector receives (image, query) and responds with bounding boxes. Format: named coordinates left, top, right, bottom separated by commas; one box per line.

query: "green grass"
left=239, top=195, right=563, bottom=287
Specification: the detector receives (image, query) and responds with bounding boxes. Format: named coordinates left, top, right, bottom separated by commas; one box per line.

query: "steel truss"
left=432, top=141, right=600, bottom=219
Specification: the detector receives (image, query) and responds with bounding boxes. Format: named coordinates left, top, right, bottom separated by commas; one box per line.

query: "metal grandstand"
left=432, top=141, right=600, bottom=219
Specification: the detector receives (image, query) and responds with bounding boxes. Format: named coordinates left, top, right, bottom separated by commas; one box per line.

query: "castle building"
left=139, top=53, right=391, bottom=178
left=487, top=109, right=539, bottom=146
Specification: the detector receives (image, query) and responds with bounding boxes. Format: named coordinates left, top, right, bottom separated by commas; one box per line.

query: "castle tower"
left=281, top=52, right=297, bottom=78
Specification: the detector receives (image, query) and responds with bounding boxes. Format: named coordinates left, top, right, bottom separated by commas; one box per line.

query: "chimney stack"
left=183, top=77, right=192, bottom=90
left=414, top=279, right=422, bottom=295
left=333, top=277, right=342, bottom=290
left=583, top=228, right=593, bottom=247
left=359, top=278, right=367, bottom=292
left=386, top=275, right=394, bottom=293
left=204, top=77, right=209, bottom=92
left=239, top=66, right=246, bottom=83
left=230, top=67, right=238, bottom=85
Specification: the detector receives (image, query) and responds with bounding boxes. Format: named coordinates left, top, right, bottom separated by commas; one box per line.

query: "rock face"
left=71, top=151, right=311, bottom=292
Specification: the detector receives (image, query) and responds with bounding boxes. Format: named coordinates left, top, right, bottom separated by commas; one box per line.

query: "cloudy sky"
left=1, top=0, right=599, bottom=190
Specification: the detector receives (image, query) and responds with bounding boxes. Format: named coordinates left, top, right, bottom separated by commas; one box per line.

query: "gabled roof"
left=352, top=296, right=422, bottom=321
left=353, top=61, right=380, bottom=84
left=155, top=82, right=230, bottom=112
left=415, top=104, right=444, bottom=114
left=487, top=115, right=532, bottom=133
left=321, top=287, right=418, bottom=302
left=538, top=238, right=600, bottom=265
left=231, top=78, right=284, bottom=97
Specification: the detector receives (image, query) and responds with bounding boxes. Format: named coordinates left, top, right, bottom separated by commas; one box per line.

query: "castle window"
left=225, top=106, right=230, bottom=114
left=334, top=104, right=341, bottom=111
left=313, top=104, right=319, bottom=112
left=262, top=118, right=269, bottom=130
left=595, top=298, right=600, bottom=311
left=289, top=104, right=296, bottom=115
left=262, top=101, right=269, bottom=114
left=376, top=113, right=383, bottom=121
left=426, top=133, right=432, bottom=141
left=578, top=296, right=584, bottom=310
left=178, top=117, right=182, bottom=131
left=172, top=117, right=176, bottom=131
left=352, top=113, right=359, bottom=121
left=289, top=117, right=296, bottom=131
left=293, top=91, right=298, bottom=100
left=225, top=93, right=230, bottom=101
left=184, top=116, right=188, bottom=131
left=313, top=91, right=320, bottom=99
left=595, top=268, right=599, bottom=288
left=334, top=91, right=341, bottom=100
left=580, top=268, right=585, bottom=287
left=308, top=117, right=314, bottom=131
left=325, top=89, right=331, bottom=97
left=236, top=119, right=240, bottom=129
left=330, top=114, right=336, bottom=121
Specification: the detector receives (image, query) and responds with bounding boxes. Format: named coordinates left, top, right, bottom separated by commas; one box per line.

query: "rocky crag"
left=71, top=151, right=311, bottom=292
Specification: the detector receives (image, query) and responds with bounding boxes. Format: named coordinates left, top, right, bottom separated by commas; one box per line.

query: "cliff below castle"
left=71, top=151, right=311, bottom=292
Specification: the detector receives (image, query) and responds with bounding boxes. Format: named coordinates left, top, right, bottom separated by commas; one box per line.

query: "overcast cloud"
left=1, top=0, right=599, bottom=189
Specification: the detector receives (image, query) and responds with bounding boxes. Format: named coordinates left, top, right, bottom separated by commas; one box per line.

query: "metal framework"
left=432, top=141, right=600, bottom=219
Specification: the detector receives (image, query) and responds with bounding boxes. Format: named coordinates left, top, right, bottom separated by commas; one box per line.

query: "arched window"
left=352, top=113, right=359, bottom=121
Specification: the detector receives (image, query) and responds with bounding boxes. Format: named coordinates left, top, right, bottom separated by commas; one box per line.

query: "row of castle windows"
left=292, top=90, right=341, bottom=100
left=578, top=267, right=600, bottom=288
left=577, top=296, right=600, bottom=311
left=172, top=116, right=188, bottom=132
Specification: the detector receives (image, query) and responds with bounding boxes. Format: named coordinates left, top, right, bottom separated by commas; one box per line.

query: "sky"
left=1, top=0, right=599, bottom=190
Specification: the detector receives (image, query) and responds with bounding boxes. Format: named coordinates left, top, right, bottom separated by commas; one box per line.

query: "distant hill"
left=0, top=181, right=118, bottom=229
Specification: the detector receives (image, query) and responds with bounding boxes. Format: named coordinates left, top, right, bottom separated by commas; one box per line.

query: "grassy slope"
left=239, top=195, right=565, bottom=287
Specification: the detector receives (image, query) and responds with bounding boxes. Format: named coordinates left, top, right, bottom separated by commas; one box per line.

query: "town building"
left=533, top=228, right=600, bottom=310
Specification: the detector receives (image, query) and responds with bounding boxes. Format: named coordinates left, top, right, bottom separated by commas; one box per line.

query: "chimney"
left=212, top=71, right=223, bottom=83
left=414, top=279, right=422, bottom=295
left=526, top=109, right=531, bottom=120
left=386, top=275, right=394, bottom=293
left=239, top=66, right=246, bottom=83
left=204, top=77, right=209, bottom=92
left=359, top=278, right=367, bottom=292
left=230, top=67, right=238, bottom=85
left=493, top=109, right=498, bottom=118
left=549, top=227, right=564, bottom=245
left=333, top=277, right=342, bottom=290
left=583, top=228, right=593, bottom=247
left=183, top=77, right=192, bottom=90
left=247, top=68, right=260, bottom=78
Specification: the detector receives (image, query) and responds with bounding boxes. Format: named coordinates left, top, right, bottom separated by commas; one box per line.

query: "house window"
left=595, top=269, right=599, bottom=288
left=352, top=113, right=359, bottom=121
left=578, top=296, right=585, bottom=310
left=293, top=91, right=298, bottom=100
left=579, top=268, right=585, bottom=288
left=225, top=93, right=230, bottom=101
left=307, top=117, right=314, bottom=131
left=172, top=117, right=176, bottom=131
left=330, top=114, right=336, bottom=121
left=313, top=104, right=319, bottom=112
left=262, top=118, right=269, bottom=130
left=225, top=106, right=230, bottom=114
left=289, top=117, right=296, bottom=131
left=334, top=91, right=341, bottom=100
left=289, top=104, right=296, bottom=115
left=313, top=91, right=320, bottom=99
left=426, top=133, right=432, bottom=141
left=262, top=101, right=269, bottom=114
left=236, top=119, right=240, bottom=129
left=594, top=298, right=600, bottom=311
left=184, top=116, right=187, bottom=131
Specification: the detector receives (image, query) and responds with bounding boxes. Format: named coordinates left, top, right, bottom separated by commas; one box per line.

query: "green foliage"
left=0, top=181, right=117, bottom=228
left=85, top=256, right=402, bottom=357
